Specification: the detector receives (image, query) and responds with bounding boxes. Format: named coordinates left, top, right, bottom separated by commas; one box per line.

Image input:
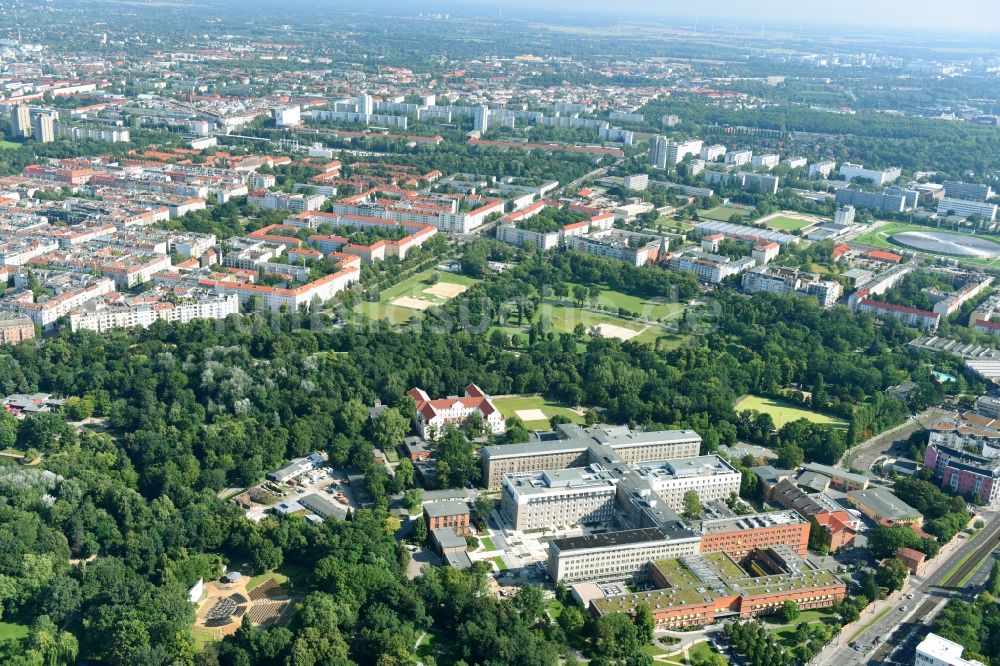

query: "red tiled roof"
left=866, top=249, right=902, bottom=263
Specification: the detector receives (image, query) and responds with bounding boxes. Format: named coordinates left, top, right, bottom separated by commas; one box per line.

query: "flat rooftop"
left=636, top=455, right=738, bottom=480
left=503, top=467, right=618, bottom=496
left=550, top=525, right=698, bottom=554
left=482, top=425, right=701, bottom=461
left=700, top=510, right=806, bottom=535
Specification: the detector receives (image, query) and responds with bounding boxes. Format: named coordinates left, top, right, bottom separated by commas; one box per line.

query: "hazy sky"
left=489, top=0, right=1000, bottom=33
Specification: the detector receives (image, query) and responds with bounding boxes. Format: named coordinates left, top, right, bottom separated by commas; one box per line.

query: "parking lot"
left=239, top=466, right=361, bottom=522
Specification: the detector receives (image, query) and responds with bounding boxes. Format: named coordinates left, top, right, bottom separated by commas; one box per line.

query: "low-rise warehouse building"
left=846, top=487, right=923, bottom=526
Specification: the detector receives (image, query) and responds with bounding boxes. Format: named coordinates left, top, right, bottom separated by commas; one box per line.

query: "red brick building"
left=591, top=549, right=846, bottom=630
left=423, top=500, right=471, bottom=536
left=699, top=511, right=810, bottom=559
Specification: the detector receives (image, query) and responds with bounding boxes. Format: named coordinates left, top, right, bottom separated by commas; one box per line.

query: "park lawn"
left=701, top=206, right=750, bottom=222
left=354, top=269, right=479, bottom=324
left=0, top=140, right=21, bottom=151
left=0, top=621, right=28, bottom=642
left=689, top=641, right=728, bottom=663
left=764, top=215, right=814, bottom=231
left=640, top=642, right=674, bottom=657
left=246, top=571, right=290, bottom=593
left=545, top=302, right=646, bottom=337
left=790, top=608, right=839, bottom=624
left=734, top=394, right=848, bottom=430
left=596, top=289, right=685, bottom=321
left=191, top=625, right=223, bottom=652
left=246, top=561, right=310, bottom=594
left=853, top=222, right=933, bottom=250
left=493, top=394, right=583, bottom=430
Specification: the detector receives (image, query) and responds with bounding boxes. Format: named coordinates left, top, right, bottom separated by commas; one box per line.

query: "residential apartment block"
left=0, top=313, right=35, bottom=344
left=937, top=197, right=999, bottom=222
left=565, top=230, right=664, bottom=267
left=741, top=266, right=843, bottom=308
left=68, top=291, right=239, bottom=333
left=808, top=161, right=836, bottom=179
left=925, top=431, right=1000, bottom=506
left=942, top=181, right=994, bottom=203
left=248, top=190, right=326, bottom=212
left=855, top=297, right=941, bottom=330
left=838, top=162, right=901, bottom=185
left=666, top=251, right=756, bottom=284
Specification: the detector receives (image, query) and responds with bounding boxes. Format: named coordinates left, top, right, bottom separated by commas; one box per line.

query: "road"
left=812, top=511, right=1000, bottom=666
left=565, top=165, right=610, bottom=192
left=841, top=407, right=950, bottom=475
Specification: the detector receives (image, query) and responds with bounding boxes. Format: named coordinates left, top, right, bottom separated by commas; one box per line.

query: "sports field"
left=492, top=283, right=686, bottom=346
left=854, top=223, right=1000, bottom=267
left=354, top=269, right=479, bottom=324
left=700, top=206, right=751, bottom=222
left=593, top=289, right=685, bottom=321
left=545, top=302, right=661, bottom=342
left=763, top=215, right=814, bottom=231
left=493, top=395, right=584, bottom=430
left=734, top=394, right=848, bottom=429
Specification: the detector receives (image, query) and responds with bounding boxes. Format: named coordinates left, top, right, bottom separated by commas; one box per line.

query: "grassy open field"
left=734, top=394, right=848, bottom=429
left=246, top=571, right=290, bottom=593
left=688, top=641, right=728, bottom=663
left=701, top=205, right=751, bottom=222
left=495, top=283, right=687, bottom=347
left=853, top=222, right=936, bottom=249
left=0, top=622, right=28, bottom=642
left=354, top=269, right=480, bottom=324
left=0, top=139, right=21, bottom=151
left=764, top=215, right=815, bottom=231
left=595, top=289, right=685, bottom=321
left=493, top=394, right=583, bottom=430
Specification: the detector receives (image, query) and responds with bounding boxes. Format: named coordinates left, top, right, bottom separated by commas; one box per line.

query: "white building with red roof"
left=407, top=384, right=505, bottom=440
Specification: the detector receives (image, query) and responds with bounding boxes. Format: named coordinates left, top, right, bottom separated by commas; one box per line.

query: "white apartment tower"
left=474, top=106, right=490, bottom=134
left=357, top=93, right=374, bottom=117
left=32, top=113, right=55, bottom=143
left=11, top=105, right=31, bottom=138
